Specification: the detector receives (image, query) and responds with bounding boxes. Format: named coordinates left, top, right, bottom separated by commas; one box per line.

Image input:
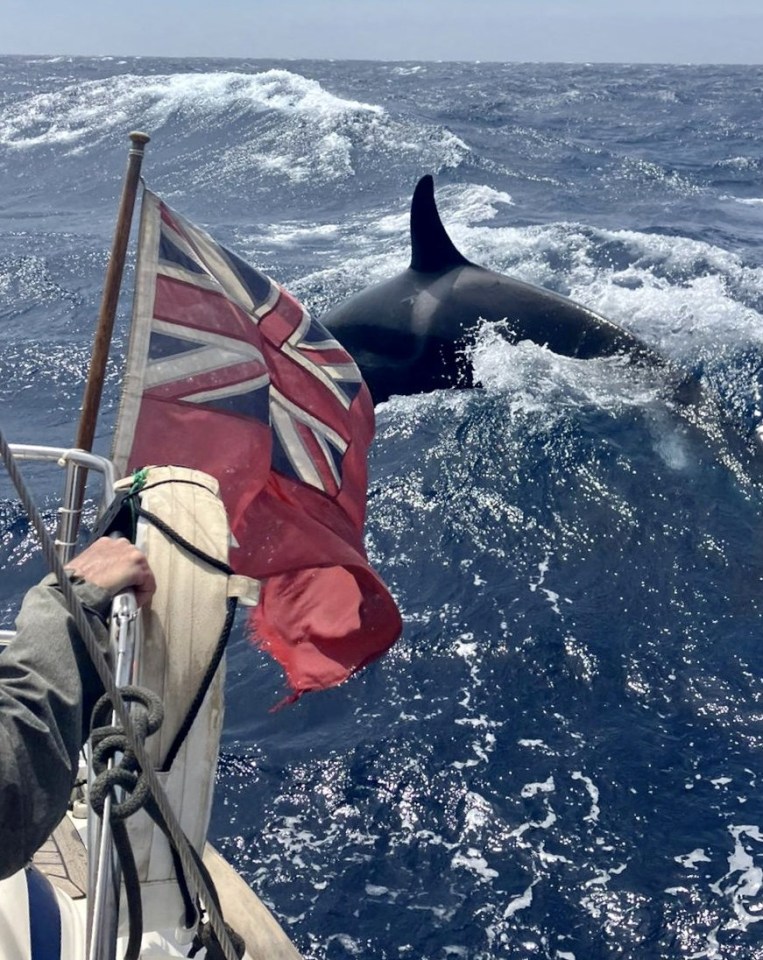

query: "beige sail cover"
left=114, top=465, right=231, bottom=933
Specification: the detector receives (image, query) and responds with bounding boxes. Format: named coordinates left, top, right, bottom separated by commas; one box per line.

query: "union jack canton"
left=114, top=189, right=367, bottom=504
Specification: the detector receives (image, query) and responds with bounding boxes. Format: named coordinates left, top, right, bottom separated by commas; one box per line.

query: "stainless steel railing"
left=87, top=586, right=141, bottom=960
left=0, top=444, right=117, bottom=645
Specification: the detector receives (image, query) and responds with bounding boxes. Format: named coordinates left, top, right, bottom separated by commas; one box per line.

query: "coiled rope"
left=89, top=686, right=165, bottom=960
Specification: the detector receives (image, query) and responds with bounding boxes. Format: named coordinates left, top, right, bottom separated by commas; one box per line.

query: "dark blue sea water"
left=2, top=57, right=763, bottom=959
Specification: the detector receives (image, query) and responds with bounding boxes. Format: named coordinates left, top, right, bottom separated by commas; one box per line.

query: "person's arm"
left=0, top=538, right=155, bottom=880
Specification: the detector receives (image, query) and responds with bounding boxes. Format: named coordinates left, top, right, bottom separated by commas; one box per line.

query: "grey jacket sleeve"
left=0, top=573, right=113, bottom=880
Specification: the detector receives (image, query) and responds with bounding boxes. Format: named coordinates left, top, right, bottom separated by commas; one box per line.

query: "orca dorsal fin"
left=409, top=175, right=472, bottom=273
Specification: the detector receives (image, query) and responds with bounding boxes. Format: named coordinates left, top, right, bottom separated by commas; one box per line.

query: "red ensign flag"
left=113, top=189, right=401, bottom=699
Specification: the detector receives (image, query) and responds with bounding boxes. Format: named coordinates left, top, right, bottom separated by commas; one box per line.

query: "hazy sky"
left=2, top=0, right=762, bottom=63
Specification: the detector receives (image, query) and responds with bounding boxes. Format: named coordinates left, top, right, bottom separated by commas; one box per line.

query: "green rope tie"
left=129, top=466, right=149, bottom=495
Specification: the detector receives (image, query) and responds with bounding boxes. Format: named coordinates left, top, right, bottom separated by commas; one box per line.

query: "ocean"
left=2, top=56, right=763, bottom=959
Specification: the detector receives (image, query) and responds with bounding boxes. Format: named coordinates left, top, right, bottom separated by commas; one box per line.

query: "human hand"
left=65, top=537, right=156, bottom=608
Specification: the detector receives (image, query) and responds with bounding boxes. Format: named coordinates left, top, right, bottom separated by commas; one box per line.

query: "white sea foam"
left=711, top=777, right=733, bottom=788
left=365, top=883, right=392, bottom=897
left=528, top=557, right=572, bottom=616
left=451, top=847, right=499, bottom=881
left=650, top=423, right=691, bottom=471
left=504, top=883, right=535, bottom=918
left=521, top=776, right=556, bottom=799
left=708, top=824, right=763, bottom=931
left=676, top=848, right=712, bottom=868
left=582, top=862, right=628, bottom=889
left=688, top=925, right=723, bottom=960
left=571, top=772, right=601, bottom=823
left=0, top=69, right=470, bottom=184
left=249, top=221, right=342, bottom=248
left=716, top=156, right=758, bottom=171
left=468, top=328, right=661, bottom=417
left=321, top=933, right=363, bottom=955
left=432, top=182, right=515, bottom=226
left=392, top=65, right=425, bottom=76
left=517, top=739, right=554, bottom=753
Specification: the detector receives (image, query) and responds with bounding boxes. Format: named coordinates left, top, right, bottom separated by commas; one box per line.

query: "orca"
left=322, top=174, right=679, bottom=405
left=321, top=175, right=763, bottom=486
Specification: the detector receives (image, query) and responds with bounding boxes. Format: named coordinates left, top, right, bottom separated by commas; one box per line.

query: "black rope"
left=133, top=502, right=234, bottom=576
left=129, top=477, right=219, bottom=496
left=89, top=686, right=165, bottom=960
left=89, top=687, right=164, bottom=820
left=112, top=819, right=144, bottom=960
left=141, top=793, right=199, bottom=931
left=161, top=595, right=238, bottom=773
left=126, top=491, right=240, bottom=773
left=189, top=920, right=246, bottom=959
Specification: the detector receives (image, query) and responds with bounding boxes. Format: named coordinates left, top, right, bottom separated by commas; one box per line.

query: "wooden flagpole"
left=56, top=132, right=149, bottom=557
left=75, top=130, right=150, bottom=453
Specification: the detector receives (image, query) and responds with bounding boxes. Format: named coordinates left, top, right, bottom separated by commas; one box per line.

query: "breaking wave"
left=0, top=69, right=470, bottom=186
